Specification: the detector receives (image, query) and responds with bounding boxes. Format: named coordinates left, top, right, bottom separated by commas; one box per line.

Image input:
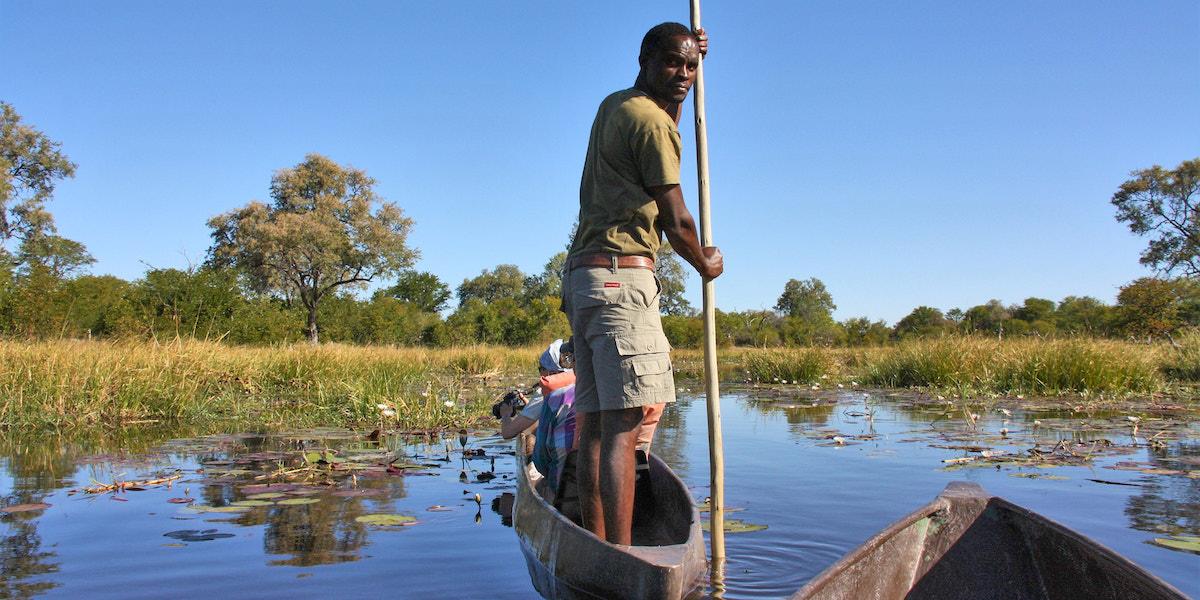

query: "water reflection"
left=1, top=389, right=1197, bottom=600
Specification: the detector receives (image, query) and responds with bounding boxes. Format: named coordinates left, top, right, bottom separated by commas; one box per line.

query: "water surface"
left=1, top=386, right=1196, bottom=599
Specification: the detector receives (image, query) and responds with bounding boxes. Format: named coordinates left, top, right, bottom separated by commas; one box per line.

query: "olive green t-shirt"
left=569, top=89, right=681, bottom=259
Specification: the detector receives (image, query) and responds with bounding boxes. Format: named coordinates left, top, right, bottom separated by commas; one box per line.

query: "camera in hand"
left=491, top=390, right=527, bottom=419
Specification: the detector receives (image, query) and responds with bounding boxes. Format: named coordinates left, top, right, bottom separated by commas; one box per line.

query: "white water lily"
left=833, top=436, right=846, bottom=445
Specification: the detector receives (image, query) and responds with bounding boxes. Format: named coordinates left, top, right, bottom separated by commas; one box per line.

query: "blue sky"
left=3, top=1, right=1197, bottom=325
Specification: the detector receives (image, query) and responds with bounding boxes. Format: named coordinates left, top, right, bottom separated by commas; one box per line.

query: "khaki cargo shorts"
left=561, top=264, right=675, bottom=413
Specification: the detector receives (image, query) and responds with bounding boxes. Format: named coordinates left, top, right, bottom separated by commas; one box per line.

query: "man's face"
left=638, top=35, right=700, bottom=105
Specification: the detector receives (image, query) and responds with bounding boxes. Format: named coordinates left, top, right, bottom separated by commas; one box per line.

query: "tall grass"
left=0, top=340, right=538, bottom=431
left=742, top=348, right=841, bottom=384
left=2, top=336, right=1186, bottom=432
left=1160, top=329, right=1200, bottom=382
left=860, top=337, right=1163, bottom=397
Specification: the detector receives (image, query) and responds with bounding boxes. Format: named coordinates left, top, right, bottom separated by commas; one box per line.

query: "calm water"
left=1, top=386, right=1197, bottom=599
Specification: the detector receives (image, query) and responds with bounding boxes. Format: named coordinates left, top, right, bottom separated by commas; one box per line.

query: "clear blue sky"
left=3, top=1, right=1198, bottom=325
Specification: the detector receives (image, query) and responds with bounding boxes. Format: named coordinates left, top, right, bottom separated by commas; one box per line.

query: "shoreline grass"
left=1, top=336, right=1194, bottom=432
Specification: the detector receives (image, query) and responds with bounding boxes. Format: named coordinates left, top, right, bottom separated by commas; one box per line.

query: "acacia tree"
left=1, top=101, right=77, bottom=256
left=1112, top=158, right=1200, bottom=277
left=775, top=277, right=836, bottom=321
left=207, top=153, right=416, bottom=343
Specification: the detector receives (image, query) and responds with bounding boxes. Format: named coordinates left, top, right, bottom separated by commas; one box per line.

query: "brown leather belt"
left=565, top=254, right=655, bottom=272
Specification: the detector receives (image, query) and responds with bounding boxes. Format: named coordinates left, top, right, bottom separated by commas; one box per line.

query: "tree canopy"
left=1111, top=158, right=1200, bottom=277
left=775, top=278, right=836, bottom=321
left=1, top=101, right=80, bottom=264
left=379, top=270, right=451, bottom=313
left=207, top=153, right=416, bottom=343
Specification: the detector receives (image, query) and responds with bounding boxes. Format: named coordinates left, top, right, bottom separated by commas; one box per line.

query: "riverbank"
left=1, top=337, right=1195, bottom=431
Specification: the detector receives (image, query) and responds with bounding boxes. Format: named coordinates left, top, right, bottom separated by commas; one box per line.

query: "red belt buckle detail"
left=604, top=282, right=620, bottom=288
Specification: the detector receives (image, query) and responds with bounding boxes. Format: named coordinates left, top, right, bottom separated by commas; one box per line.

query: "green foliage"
left=840, top=316, right=891, bottom=346
left=0, top=101, right=77, bottom=255
left=656, top=244, right=694, bottom=316
left=445, top=297, right=567, bottom=347
left=961, top=300, right=1010, bottom=336
left=893, top=306, right=949, bottom=339
left=378, top=270, right=451, bottom=313
left=775, top=277, right=835, bottom=321
left=207, top=153, right=416, bottom=343
left=1116, top=277, right=1187, bottom=339
left=715, top=309, right=782, bottom=347
left=456, top=264, right=527, bottom=307
left=661, top=314, right=703, bottom=348
left=1111, top=158, right=1200, bottom=277
left=524, top=252, right=566, bottom=302
left=1054, top=296, right=1114, bottom=336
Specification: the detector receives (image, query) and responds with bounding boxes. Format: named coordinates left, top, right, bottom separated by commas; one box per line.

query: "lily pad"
left=231, top=500, right=275, bottom=507
left=163, top=529, right=237, bottom=542
left=277, top=497, right=320, bottom=506
left=167, top=498, right=196, bottom=504
left=186, top=505, right=251, bottom=513
left=1151, top=536, right=1200, bottom=554
left=701, top=518, right=768, bottom=533
left=355, top=513, right=419, bottom=526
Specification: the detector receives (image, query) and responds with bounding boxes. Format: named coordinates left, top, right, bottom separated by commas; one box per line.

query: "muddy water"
left=1, top=386, right=1196, bottom=599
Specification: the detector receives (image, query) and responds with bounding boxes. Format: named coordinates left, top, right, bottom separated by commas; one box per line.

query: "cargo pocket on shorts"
left=573, top=285, right=627, bottom=310
left=616, top=332, right=674, bottom=400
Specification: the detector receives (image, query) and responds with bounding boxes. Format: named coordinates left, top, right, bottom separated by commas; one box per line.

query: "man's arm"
left=649, top=184, right=723, bottom=280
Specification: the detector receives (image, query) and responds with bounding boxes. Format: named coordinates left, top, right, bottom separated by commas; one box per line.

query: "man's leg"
left=598, top=406, right=644, bottom=545
left=575, top=411, right=604, bottom=539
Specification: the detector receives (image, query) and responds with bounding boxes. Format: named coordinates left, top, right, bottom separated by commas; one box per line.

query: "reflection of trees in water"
left=262, top=500, right=372, bottom=567
left=1124, top=443, right=1200, bottom=535
left=190, top=434, right=413, bottom=567
left=1, top=510, right=60, bottom=598
left=650, top=393, right=692, bottom=474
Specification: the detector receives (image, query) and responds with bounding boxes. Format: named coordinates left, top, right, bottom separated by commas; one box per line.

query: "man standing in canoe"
left=561, top=22, right=723, bottom=545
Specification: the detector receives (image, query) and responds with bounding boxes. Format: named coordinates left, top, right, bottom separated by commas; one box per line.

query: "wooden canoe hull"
left=791, top=481, right=1188, bottom=600
left=514, top=450, right=706, bottom=600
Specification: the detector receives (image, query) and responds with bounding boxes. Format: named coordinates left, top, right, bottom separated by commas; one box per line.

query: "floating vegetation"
left=355, top=514, right=420, bottom=527
left=163, top=529, right=236, bottom=542
left=701, top=519, right=768, bottom=534
left=1150, top=535, right=1200, bottom=555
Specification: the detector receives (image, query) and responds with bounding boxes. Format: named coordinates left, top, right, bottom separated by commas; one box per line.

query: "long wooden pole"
left=689, top=0, right=725, bottom=567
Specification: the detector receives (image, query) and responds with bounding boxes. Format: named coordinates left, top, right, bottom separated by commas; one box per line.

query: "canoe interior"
left=514, top=449, right=706, bottom=600
left=792, top=481, right=1188, bottom=600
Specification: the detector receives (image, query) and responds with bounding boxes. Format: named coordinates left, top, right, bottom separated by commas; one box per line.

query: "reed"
left=742, top=348, right=841, bottom=384
left=1160, top=329, right=1200, bottom=381
left=0, top=339, right=541, bottom=431
left=860, top=337, right=1164, bottom=397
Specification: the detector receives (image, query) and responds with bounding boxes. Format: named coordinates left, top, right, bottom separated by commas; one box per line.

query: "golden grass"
left=1, top=335, right=1187, bottom=432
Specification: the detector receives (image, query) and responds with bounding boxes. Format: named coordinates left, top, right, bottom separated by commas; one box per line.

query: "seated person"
left=498, top=339, right=577, bottom=493
left=498, top=339, right=666, bottom=498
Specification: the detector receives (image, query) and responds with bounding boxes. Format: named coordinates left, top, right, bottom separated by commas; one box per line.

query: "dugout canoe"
left=791, top=481, right=1188, bottom=600
left=513, top=447, right=706, bottom=600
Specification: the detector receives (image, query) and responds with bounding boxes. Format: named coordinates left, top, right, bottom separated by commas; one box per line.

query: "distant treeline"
left=2, top=259, right=1197, bottom=349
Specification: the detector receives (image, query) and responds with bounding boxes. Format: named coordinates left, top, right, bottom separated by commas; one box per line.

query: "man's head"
left=636, top=22, right=700, bottom=106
